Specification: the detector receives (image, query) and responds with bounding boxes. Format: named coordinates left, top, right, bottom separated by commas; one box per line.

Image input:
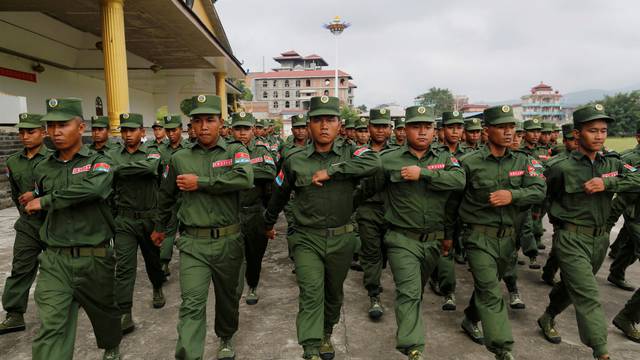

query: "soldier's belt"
left=296, top=224, right=355, bottom=237
left=117, top=207, right=156, bottom=219
left=561, top=223, right=607, bottom=237
left=184, top=224, right=241, bottom=239
left=470, top=224, right=514, bottom=238
left=47, top=244, right=109, bottom=258
left=390, top=227, right=444, bottom=242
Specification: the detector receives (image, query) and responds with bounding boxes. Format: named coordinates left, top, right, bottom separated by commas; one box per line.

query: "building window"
left=284, top=80, right=290, bottom=87
left=273, top=91, right=278, bottom=98
left=295, top=90, right=301, bottom=97
left=295, top=100, right=300, bottom=108
left=285, top=91, right=290, bottom=98
left=323, top=90, right=330, bottom=96
left=285, top=101, right=290, bottom=108
left=340, top=79, right=346, bottom=86
left=262, top=91, right=268, bottom=99
left=273, top=80, right=277, bottom=87
left=262, top=80, right=268, bottom=87
left=348, top=88, right=352, bottom=94
left=305, top=79, right=311, bottom=87
left=324, top=79, right=331, bottom=86
left=295, top=80, right=301, bottom=87
left=95, top=96, right=104, bottom=116
left=349, top=99, right=353, bottom=105
left=273, top=101, right=279, bottom=109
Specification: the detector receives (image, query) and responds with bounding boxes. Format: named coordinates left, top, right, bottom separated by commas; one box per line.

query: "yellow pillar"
left=101, top=0, right=130, bottom=135
left=215, top=72, right=228, bottom=119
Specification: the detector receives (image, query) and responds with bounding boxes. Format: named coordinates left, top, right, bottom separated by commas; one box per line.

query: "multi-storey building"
left=521, top=82, right=564, bottom=122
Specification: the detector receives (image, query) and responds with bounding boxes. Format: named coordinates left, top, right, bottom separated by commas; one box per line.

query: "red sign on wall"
left=0, top=67, right=37, bottom=83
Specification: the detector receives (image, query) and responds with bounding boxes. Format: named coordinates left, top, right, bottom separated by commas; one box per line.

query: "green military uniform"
left=157, top=115, right=191, bottom=268
left=0, top=113, right=49, bottom=334
left=462, top=117, right=484, bottom=151
left=146, top=119, right=169, bottom=150
left=32, top=98, right=121, bottom=359
left=458, top=105, right=546, bottom=359
left=231, top=112, right=277, bottom=304
left=88, top=115, right=122, bottom=154
left=108, top=113, right=166, bottom=329
left=373, top=105, right=465, bottom=358
left=156, top=95, right=253, bottom=360
left=264, top=96, right=380, bottom=359
left=539, top=104, right=640, bottom=359
left=389, top=117, right=406, bottom=146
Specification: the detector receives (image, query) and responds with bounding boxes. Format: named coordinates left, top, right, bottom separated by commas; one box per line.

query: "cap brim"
left=406, top=116, right=435, bottom=124
left=42, top=111, right=77, bottom=122
left=488, top=117, right=517, bottom=125
left=91, top=124, right=108, bottom=128
left=151, top=124, right=164, bottom=128
left=307, top=109, right=340, bottom=117
left=16, top=123, right=43, bottom=129
left=119, top=122, right=142, bottom=128
left=578, top=115, right=615, bottom=124
left=369, top=119, right=392, bottom=125
left=292, top=123, right=307, bottom=127
left=464, top=125, right=483, bottom=131
left=231, top=121, right=254, bottom=128
left=189, top=107, right=221, bottom=116
left=164, top=124, right=182, bottom=129
left=524, top=126, right=542, bottom=131
left=443, top=120, right=465, bottom=126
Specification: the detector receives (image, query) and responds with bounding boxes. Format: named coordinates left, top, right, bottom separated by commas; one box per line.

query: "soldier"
left=26, top=98, right=121, bottom=360
left=187, top=122, right=197, bottom=143
left=436, top=119, right=445, bottom=144
left=391, top=117, right=406, bottom=146
left=264, top=96, right=380, bottom=360
left=457, top=105, right=546, bottom=360
left=357, top=108, right=393, bottom=320
left=370, top=105, right=465, bottom=359
left=254, top=118, right=267, bottom=139
left=550, top=123, right=578, bottom=156
left=537, top=104, right=640, bottom=360
left=158, top=114, right=191, bottom=276
left=0, top=113, right=49, bottom=335
left=345, top=117, right=356, bottom=142
left=355, top=117, right=370, bottom=146
left=151, top=119, right=168, bottom=147
left=539, top=122, right=554, bottom=152
left=229, top=111, right=276, bottom=305
left=279, top=114, right=309, bottom=167
left=108, top=113, right=166, bottom=336
left=550, top=123, right=561, bottom=146
left=152, top=94, right=253, bottom=360
left=89, top=115, right=121, bottom=154
left=463, top=117, right=483, bottom=150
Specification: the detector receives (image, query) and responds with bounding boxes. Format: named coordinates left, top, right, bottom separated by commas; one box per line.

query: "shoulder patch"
left=275, top=169, right=285, bottom=186
left=354, top=147, right=370, bottom=157
left=92, top=162, right=111, bottom=173
left=624, top=163, right=638, bottom=172
left=234, top=152, right=251, bottom=164
left=450, top=156, right=460, bottom=167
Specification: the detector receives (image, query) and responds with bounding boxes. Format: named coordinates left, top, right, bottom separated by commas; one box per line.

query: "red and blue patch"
left=450, top=157, right=460, bottom=167
left=234, top=152, right=250, bottom=164
left=275, top=170, right=285, bottom=186
left=264, top=155, right=275, bottom=165
left=147, top=153, right=161, bottom=159
left=163, top=164, right=170, bottom=178
left=92, top=163, right=111, bottom=173
left=353, top=147, right=370, bottom=157
left=624, top=163, right=638, bottom=172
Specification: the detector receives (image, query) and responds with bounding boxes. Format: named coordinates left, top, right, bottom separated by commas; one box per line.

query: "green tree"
left=356, top=104, right=368, bottom=113
left=588, top=90, right=640, bottom=136
left=235, top=80, right=253, bottom=101
left=415, top=87, right=455, bottom=116
left=340, top=106, right=359, bottom=122
left=155, top=105, right=169, bottom=121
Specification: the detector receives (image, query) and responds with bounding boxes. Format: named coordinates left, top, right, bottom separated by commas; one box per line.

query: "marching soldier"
left=458, top=105, right=546, bottom=360
left=344, top=117, right=356, bottom=142
left=0, top=113, right=49, bottom=335
left=152, top=94, right=253, bottom=360
left=391, top=117, right=406, bottom=146
left=26, top=98, right=122, bottom=360
left=150, top=119, right=168, bottom=147
left=264, top=96, right=380, bottom=360
left=89, top=115, right=121, bottom=154
left=355, top=117, right=370, bottom=146
left=463, top=118, right=483, bottom=150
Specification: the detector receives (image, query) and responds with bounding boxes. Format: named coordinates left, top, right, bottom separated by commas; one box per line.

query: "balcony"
left=522, top=102, right=561, bottom=107
left=523, top=111, right=564, bottom=116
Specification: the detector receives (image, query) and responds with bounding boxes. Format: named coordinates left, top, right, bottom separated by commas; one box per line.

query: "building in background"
left=521, top=82, right=564, bottom=122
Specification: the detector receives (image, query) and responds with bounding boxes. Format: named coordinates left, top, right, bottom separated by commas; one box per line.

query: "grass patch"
left=606, top=137, right=637, bottom=152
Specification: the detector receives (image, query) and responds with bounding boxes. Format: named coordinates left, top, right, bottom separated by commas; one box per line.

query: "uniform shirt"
left=520, top=143, right=551, bottom=162
left=88, top=139, right=121, bottom=155
left=374, top=144, right=465, bottom=237
left=145, top=138, right=168, bottom=151
left=264, top=140, right=380, bottom=229
left=107, top=145, right=162, bottom=211
left=360, top=141, right=396, bottom=205
left=34, top=147, right=114, bottom=246
left=159, top=139, right=192, bottom=165
left=458, top=146, right=546, bottom=228
left=6, top=145, right=50, bottom=220
left=545, top=150, right=640, bottom=228
left=156, top=137, right=253, bottom=231
left=278, top=138, right=309, bottom=170
left=241, top=138, right=276, bottom=207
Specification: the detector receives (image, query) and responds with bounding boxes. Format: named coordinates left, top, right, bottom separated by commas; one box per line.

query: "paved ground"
left=0, top=206, right=638, bottom=360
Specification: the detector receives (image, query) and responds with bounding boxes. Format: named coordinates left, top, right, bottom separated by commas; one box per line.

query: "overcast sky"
left=217, top=0, right=640, bottom=108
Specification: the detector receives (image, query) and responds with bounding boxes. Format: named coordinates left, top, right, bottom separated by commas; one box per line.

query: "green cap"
left=442, top=111, right=465, bottom=125
left=290, top=114, right=307, bottom=128
left=255, top=118, right=266, bottom=128
left=554, top=123, right=561, bottom=131
left=231, top=111, right=255, bottom=127
left=163, top=115, right=183, bottom=129
left=42, top=98, right=83, bottom=121
left=436, top=119, right=443, bottom=129
left=17, top=113, right=44, bottom=129
left=523, top=118, right=543, bottom=131
left=561, top=123, right=575, bottom=139
left=483, top=105, right=517, bottom=126
left=90, top=115, right=109, bottom=129
left=515, top=121, right=524, bottom=132
left=394, top=117, right=406, bottom=129
left=151, top=119, right=164, bottom=128
left=541, top=121, right=555, bottom=133
left=344, top=117, right=355, bottom=129
left=369, top=108, right=392, bottom=125
left=405, top=105, right=435, bottom=124
left=188, top=94, right=222, bottom=116
left=572, top=103, right=614, bottom=125
left=119, top=113, right=143, bottom=128
left=308, top=96, right=340, bottom=117
left=355, top=117, right=369, bottom=129
left=464, top=117, right=483, bottom=131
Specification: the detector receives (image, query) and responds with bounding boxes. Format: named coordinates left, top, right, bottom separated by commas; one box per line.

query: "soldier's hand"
left=312, top=169, right=330, bottom=187
left=177, top=174, right=199, bottom=191
left=489, top=190, right=513, bottom=207
left=441, top=239, right=453, bottom=256
left=265, top=228, right=276, bottom=240
left=25, top=198, right=42, bottom=215
left=400, top=166, right=421, bottom=181
left=150, top=231, right=166, bottom=247
left=584, top=177, right=605, bottom=194
left=18, top=191, right=35, bottom=206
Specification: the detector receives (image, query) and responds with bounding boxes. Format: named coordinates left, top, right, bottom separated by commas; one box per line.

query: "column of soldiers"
left=0, top=94, right=639, bottom=360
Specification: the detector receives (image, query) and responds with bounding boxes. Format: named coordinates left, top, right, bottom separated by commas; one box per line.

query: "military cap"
left=572, top=103, right=614, bottom=125
left=553, top=123, right=561, bottom=131
left=42, top=98, right=83, bottom=121
left=442, top=111, right=465, bottom=126
left=292, top=114, right=307, bottom=127
left=405, top=105, right=435, bottom=124
left=188, top=94, right=221, bottom=116
left=369, top=108, right=392, bottom=125
left=523, top=118, right=543, bottom=131
left=119, top=113, right=144, bottom=128
left=163, top=115, right=183, bottom=129
left=483, top=105, right=517, bottom=126
left=17, top=113, right=44, bottom=129
left=151, top=119, right=164, bottom=128
left=464, top=117, right=483, bottom=131
left=344, top=117, right=355, bottom=129
left=308, top=96, right=340, bottom=117
left=90, top=115, right=109, bottom=129
left=541, top=121, right=555, bottom=133
left=394, top=117, right=406, bottom=129
left=254, top=118, right=266, bottom=128
left=231, top=111, right=255, bottom=127
left=561, top=123, right=575, bottom=139
left=515, top=121, right=524, bottom=132
left=355, top=117, right=369, bottom=129
left=436, top=119, right=443, bottom=129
